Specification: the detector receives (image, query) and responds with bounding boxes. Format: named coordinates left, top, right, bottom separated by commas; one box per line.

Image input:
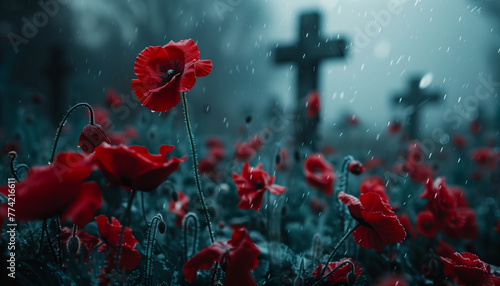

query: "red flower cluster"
left=131, top=39, right=212, bottom=112
left=94, top=144, right=185, bottom=191
left=339, top=192, right=406, bottom=251
left=232, top=162, right=286, bottom=210
left=306, top=90, right=320, bottom=118
left=440, top=252, right=500, bottom=286
left=168, top=191, right=190, bottom=227
left=304, top=153, right=336, bottom=195
left=311, top=258, right=362, bottom=284
left=183, top=228, right=260, bottom=286
left=234, top=135, right=263, bottom=161
left=199, top=137, right=225, bottom=176
left=0, top=152, right=102, bottom=227
left=404, top=141, right=434, bottom=183
left=96, top=215, right=141, bottom=272
left=417, top=177, right=477, bottom=239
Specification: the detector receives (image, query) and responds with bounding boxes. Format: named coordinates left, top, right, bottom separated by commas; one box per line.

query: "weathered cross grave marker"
left=275, top=12, right=347, bottom=148
left=393, top=77, right=440, bottom=139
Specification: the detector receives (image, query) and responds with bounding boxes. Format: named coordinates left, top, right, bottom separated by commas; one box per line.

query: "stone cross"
left=393, top=77, right=440, bottom=139
left=275, top=12, right=347, bottom=148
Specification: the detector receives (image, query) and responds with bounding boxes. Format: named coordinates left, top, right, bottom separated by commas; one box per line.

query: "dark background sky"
left=1, top=0, right=499, bottom=160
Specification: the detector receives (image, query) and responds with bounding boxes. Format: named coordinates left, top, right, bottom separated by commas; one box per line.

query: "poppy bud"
left=245, top=115, right=252, bottom=124
left=171, top=191, right=178, bottom=202
left=67, top=235, right=80, bottom=255
left=275, top=153, right=281, bottom=165
left=348, top=160, right=365, bottom=176
left=158, top=221, right=166, bottom=234
left=347, top=271, right=357, bottom=285
left=78, top=124, right=111, bottom=154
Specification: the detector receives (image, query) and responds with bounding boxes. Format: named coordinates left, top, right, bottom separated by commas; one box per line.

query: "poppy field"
left=1, top=38, right=500, bottom=286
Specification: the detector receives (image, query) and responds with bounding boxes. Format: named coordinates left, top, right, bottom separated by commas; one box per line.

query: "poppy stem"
left=8, top=151, right=21, bottom=182
left=116, top=190, right=137, bottom=272
left=180, top=92, right=215, bottom=244
left=336, top=155, right=355, bottom=253
left=320, top=223, right=360, bottom=276
left=50, top=102, right=95, bottom=163
left=182, top=212, right=199, bottom=264
left=313, top=260, right=356, bottom=286
left=145, top=215, right=163, bottom=286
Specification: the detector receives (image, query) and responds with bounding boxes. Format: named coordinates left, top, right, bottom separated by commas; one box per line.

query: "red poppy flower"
left=311, top=258, right=362, bottom=285
left=470, top=120, right=481, bottom=134
left=495, top=219, right=500, bottom=233
left=0, top=152, right=102, bottom=227
left=234, top=142, right=256, bottom=161
left=310, top=196, right=328, bottom=215
left=96, top=215, right=141, bottom=272
left=78, top=124, right=111, bottom=154
left=105, top=87, right=122, bottom=108
left=306, top=90, right=320, bottom=118
left=183, top=228, right=260, bottom=286
left=441, top=208, right=478, bottom=240
left=388, top=120, right=402, bottom=134
left=364, top=157, right=383, bottom=170
left=338, top=192, right=406, bottom=251
left=440, top=252, right=500, bottom=286
left=304, top=153, right=336, bottom=195
left=359, top=176, right=388, bottom=202
left=131, top=39, right=212, bottom=112
left=348, top=160, right=365, bottom=176
left=61, top=227, right=101, bottom=262
left=232, top=162, right=286, bottom=210
left=347, top=114, right=359, bottom=125
left=420, top=177, right=456, bottom=216
left=94, top=143, right=186, bottom=191
left=453, top=135, right=466, bottom=148
left=416, top=211, right=438, bottom=238
left=168, top=191, right=189, bottom=227
left=471, top=147, right=499, bottom=168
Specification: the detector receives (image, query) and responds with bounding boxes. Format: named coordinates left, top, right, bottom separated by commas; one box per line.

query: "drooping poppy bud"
left=78, top=124, right=111, bottom=154
left=348, top=160, right=365, bottom=175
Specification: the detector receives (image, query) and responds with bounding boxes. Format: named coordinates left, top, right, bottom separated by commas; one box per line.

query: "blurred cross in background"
left=275, top=12, right=347, bottom=150
left=393, top=76, right=441, bottom=140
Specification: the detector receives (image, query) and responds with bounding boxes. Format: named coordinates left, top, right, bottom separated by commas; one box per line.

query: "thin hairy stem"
left=181, top=92, right=214, bottom=244
left=50, top=102, right=94, bottom=163
left=313, top=260, right=356, bottom=286
left=182, top=212, right=199, bottom=263
left=8, top=152, right=21, bottom=182
left=115, top=190, right=137, bottom=272
left=145, top=215, right=163, bottom=286
left=320, top=224, right=360, bottom=276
